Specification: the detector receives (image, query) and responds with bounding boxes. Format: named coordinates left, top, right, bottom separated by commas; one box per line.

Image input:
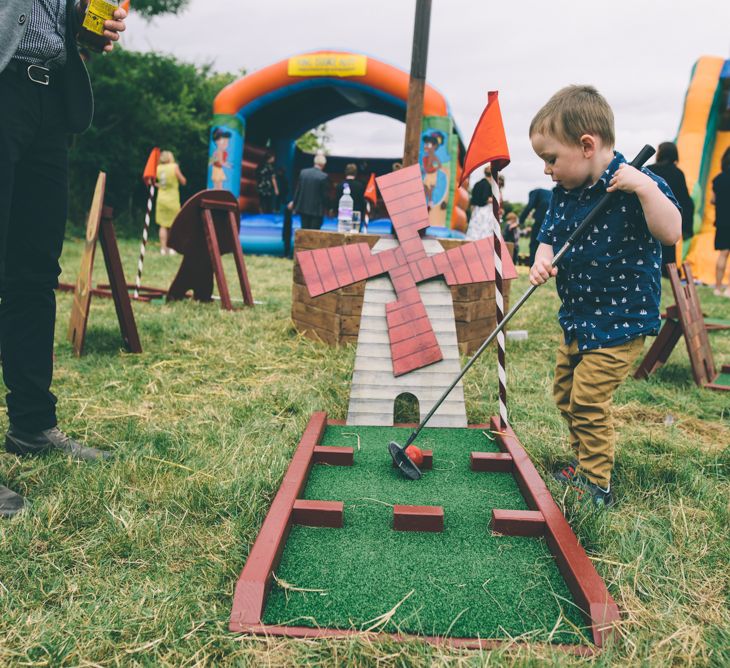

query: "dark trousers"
left=258, top=194, right=274, bottom=214
left=300, top=214, right=323, bottom=230
left=0, top=66, right=69, bottom=432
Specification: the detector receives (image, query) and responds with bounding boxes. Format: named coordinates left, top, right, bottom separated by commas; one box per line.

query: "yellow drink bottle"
left=77, top=0, right=120, bottom=52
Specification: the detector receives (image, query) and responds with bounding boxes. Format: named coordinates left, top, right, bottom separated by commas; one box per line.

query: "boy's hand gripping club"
left=389, top=144, right=656, bottom=481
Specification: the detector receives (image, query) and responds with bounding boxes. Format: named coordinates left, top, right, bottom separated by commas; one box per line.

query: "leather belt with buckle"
left=27, top=64, right=51, bottom=86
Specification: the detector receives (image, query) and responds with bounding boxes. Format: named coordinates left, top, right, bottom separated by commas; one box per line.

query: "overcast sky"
left=124, top=0, right=730, bottom=201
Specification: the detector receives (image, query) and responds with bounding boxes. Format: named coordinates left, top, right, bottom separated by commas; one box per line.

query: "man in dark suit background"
left=520, top=187, right=552, bottom=265
left=289, top=152, right=329, bottom=230
left=0, top=1, right=126, bottom=517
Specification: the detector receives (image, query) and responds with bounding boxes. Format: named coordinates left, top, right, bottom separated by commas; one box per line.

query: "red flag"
left=459, top=91, right=510, bottom=186
left=142, top=147, right=160, bottom=185
left=364, top=172, right=377, bottom=204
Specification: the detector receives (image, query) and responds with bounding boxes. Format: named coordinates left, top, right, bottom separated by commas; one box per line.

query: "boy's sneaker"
left=570, top=474, right=614, bottom=508
left=553, top=459, right=579, bottom=484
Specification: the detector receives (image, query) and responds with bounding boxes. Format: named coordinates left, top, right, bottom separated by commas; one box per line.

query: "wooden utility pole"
left=402, top=0, right=432, bottom=167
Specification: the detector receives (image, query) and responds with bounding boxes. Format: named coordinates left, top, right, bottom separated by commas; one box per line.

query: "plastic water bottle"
left=337, top=183, right=354, bottom=233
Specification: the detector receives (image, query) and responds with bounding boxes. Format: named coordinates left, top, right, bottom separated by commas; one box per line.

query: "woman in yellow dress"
left=156, top=151, right=187, bottom=255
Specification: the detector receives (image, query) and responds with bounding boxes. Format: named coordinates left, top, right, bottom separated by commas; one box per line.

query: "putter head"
left=388, top=441, right=422, bottom=481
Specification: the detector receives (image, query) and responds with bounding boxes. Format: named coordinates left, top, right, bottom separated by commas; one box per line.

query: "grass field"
left=0, top=234, right=728, bottom=666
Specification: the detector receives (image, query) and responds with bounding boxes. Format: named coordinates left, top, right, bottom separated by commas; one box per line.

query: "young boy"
left=528, top=85, right=681, bottom=507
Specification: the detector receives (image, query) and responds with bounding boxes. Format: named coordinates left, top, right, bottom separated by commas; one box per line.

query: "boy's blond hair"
left=159, top=150, right=175, bottom=164
left=529, top=85, right=615, bottom=148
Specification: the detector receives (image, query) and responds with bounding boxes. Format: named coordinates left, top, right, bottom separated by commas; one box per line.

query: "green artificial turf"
left=713, top=371, right=730, bottom=387
left=262, top=425, right=587, bottom=644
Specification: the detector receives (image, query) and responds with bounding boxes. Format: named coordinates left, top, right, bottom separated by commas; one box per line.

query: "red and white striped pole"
left=488, top=171, right=508, bottom=429
left=134, top=147, right=160, bottom=299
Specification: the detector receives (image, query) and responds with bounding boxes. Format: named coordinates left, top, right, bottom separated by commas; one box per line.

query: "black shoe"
left=0, top=485, right=25, bottom=518
left=5, top=426, right=111, bottom=462
left=553, top=459, right=579, bottom=484
left=570, top=474, right=614, bottom=509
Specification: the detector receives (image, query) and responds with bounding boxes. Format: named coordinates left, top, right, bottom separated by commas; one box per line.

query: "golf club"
left=389, top=144, right=657, bottom=479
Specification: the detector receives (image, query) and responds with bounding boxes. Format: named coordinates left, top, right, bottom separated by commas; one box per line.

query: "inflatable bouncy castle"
left=207, top=51, right=470, bottom=254
left=676, top=56, right=730, bottom=285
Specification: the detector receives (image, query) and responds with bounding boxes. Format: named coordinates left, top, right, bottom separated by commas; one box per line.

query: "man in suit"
left=0, top=1, right=127, bottom=518
left=289, top=152, right=329, bottom=230
left=519, top=187, right=552, bottom=265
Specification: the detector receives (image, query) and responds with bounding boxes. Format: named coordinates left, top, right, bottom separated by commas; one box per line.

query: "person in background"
left=470, top=165, right=493, bottom=209
left=0, top=1, right=127, bottom=518
left=155, top=150, right=186, bottom=255
left=289, top=151, right=328, bottom=230
left=646, top=141, right=694, bottom=268
left=520, top=187, right=552, bottom=265
left=335, top=163, right=366, bottom=217
left=275, top=167, right=288, bottom=211
left=711, top=146, right=730, bottom=296
left=502, top=210, right=521, bottom=264
left=255, top=150, right=278, bottom=214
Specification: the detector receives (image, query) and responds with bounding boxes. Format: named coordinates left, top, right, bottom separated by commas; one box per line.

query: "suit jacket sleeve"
left=519, top=189, right=537, bottom=225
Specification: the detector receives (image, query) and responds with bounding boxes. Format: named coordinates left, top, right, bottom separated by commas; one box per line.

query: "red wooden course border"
left=229, top=413, right=618, bottom=653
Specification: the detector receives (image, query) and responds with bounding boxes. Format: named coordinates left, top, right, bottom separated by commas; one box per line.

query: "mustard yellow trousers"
left=553, top=337, right=645, bottom=488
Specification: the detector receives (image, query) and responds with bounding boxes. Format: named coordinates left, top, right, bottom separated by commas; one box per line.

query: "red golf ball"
left=405, top=445, right=424, bottom=466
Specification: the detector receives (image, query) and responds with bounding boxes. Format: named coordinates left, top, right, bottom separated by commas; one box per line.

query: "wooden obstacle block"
left=392, top=449, right=433, bottom=470
left=67, top=172, right=142, bottom=356
left=292, top=500, right=344, bottom=528
left=470, top=452, right=513, bottom=472
left=635, top=263, right=728, bottom=390
left=167, top=190, right=254, bottom=310
left=313, top=446, right=354, bottom=466
left=393, top=505, right=444, bottom=532
left=491, top=509, right=546, bottom=537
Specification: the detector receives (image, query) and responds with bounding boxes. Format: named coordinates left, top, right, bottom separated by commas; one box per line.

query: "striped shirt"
left=12, top=0, right=67, bottom=68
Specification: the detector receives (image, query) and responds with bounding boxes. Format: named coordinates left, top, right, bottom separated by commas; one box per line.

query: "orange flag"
left=364, top=172, right=377, bottom=204
left=121, top=0, right=130, bottom=11
left=142, top=147, right=160, bottom=185
left=459, top=91, right=510, bottom=186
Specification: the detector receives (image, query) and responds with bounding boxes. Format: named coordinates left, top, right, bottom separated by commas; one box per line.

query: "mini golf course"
left=230, top=414, right=619, bottom=653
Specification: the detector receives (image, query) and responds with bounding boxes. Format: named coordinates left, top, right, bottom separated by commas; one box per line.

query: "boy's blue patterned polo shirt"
left=537, top=151, right=680, bottom=351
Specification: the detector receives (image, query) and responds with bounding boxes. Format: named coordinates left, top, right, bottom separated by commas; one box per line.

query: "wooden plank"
left=491, top=509, right=546, bottom=537
left=340, top=315, right=363, bottom=337
left=97, top=208, right=142, bottom=353
left=292, top=283, right=340, bottom=313
left=470, top=452, right=513, bottom=472
left=68, top=172, right=106, bottom=356
left=492, top=418, right=620, bottom=648
left=229, top=412, right=327, bottom=629
left=313, top=446, right=354, bottom=466
left=227, top=208, right=254, bottom=306
left=292, top=500, right=344, bottom=528
left=393, top=505, right=444, bottom=532
left=235, top=624, right=593, bottom=655
left=292, top=301, right=341, bottom=332
left=453, top=298, right=496, bottom=323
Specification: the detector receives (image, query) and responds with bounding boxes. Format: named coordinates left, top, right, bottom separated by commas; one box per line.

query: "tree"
left=295, top=124, right=330, bottom=154
left=124, top=0, right=190, bottom=17
left=68, top=48, right=238, bottom=235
